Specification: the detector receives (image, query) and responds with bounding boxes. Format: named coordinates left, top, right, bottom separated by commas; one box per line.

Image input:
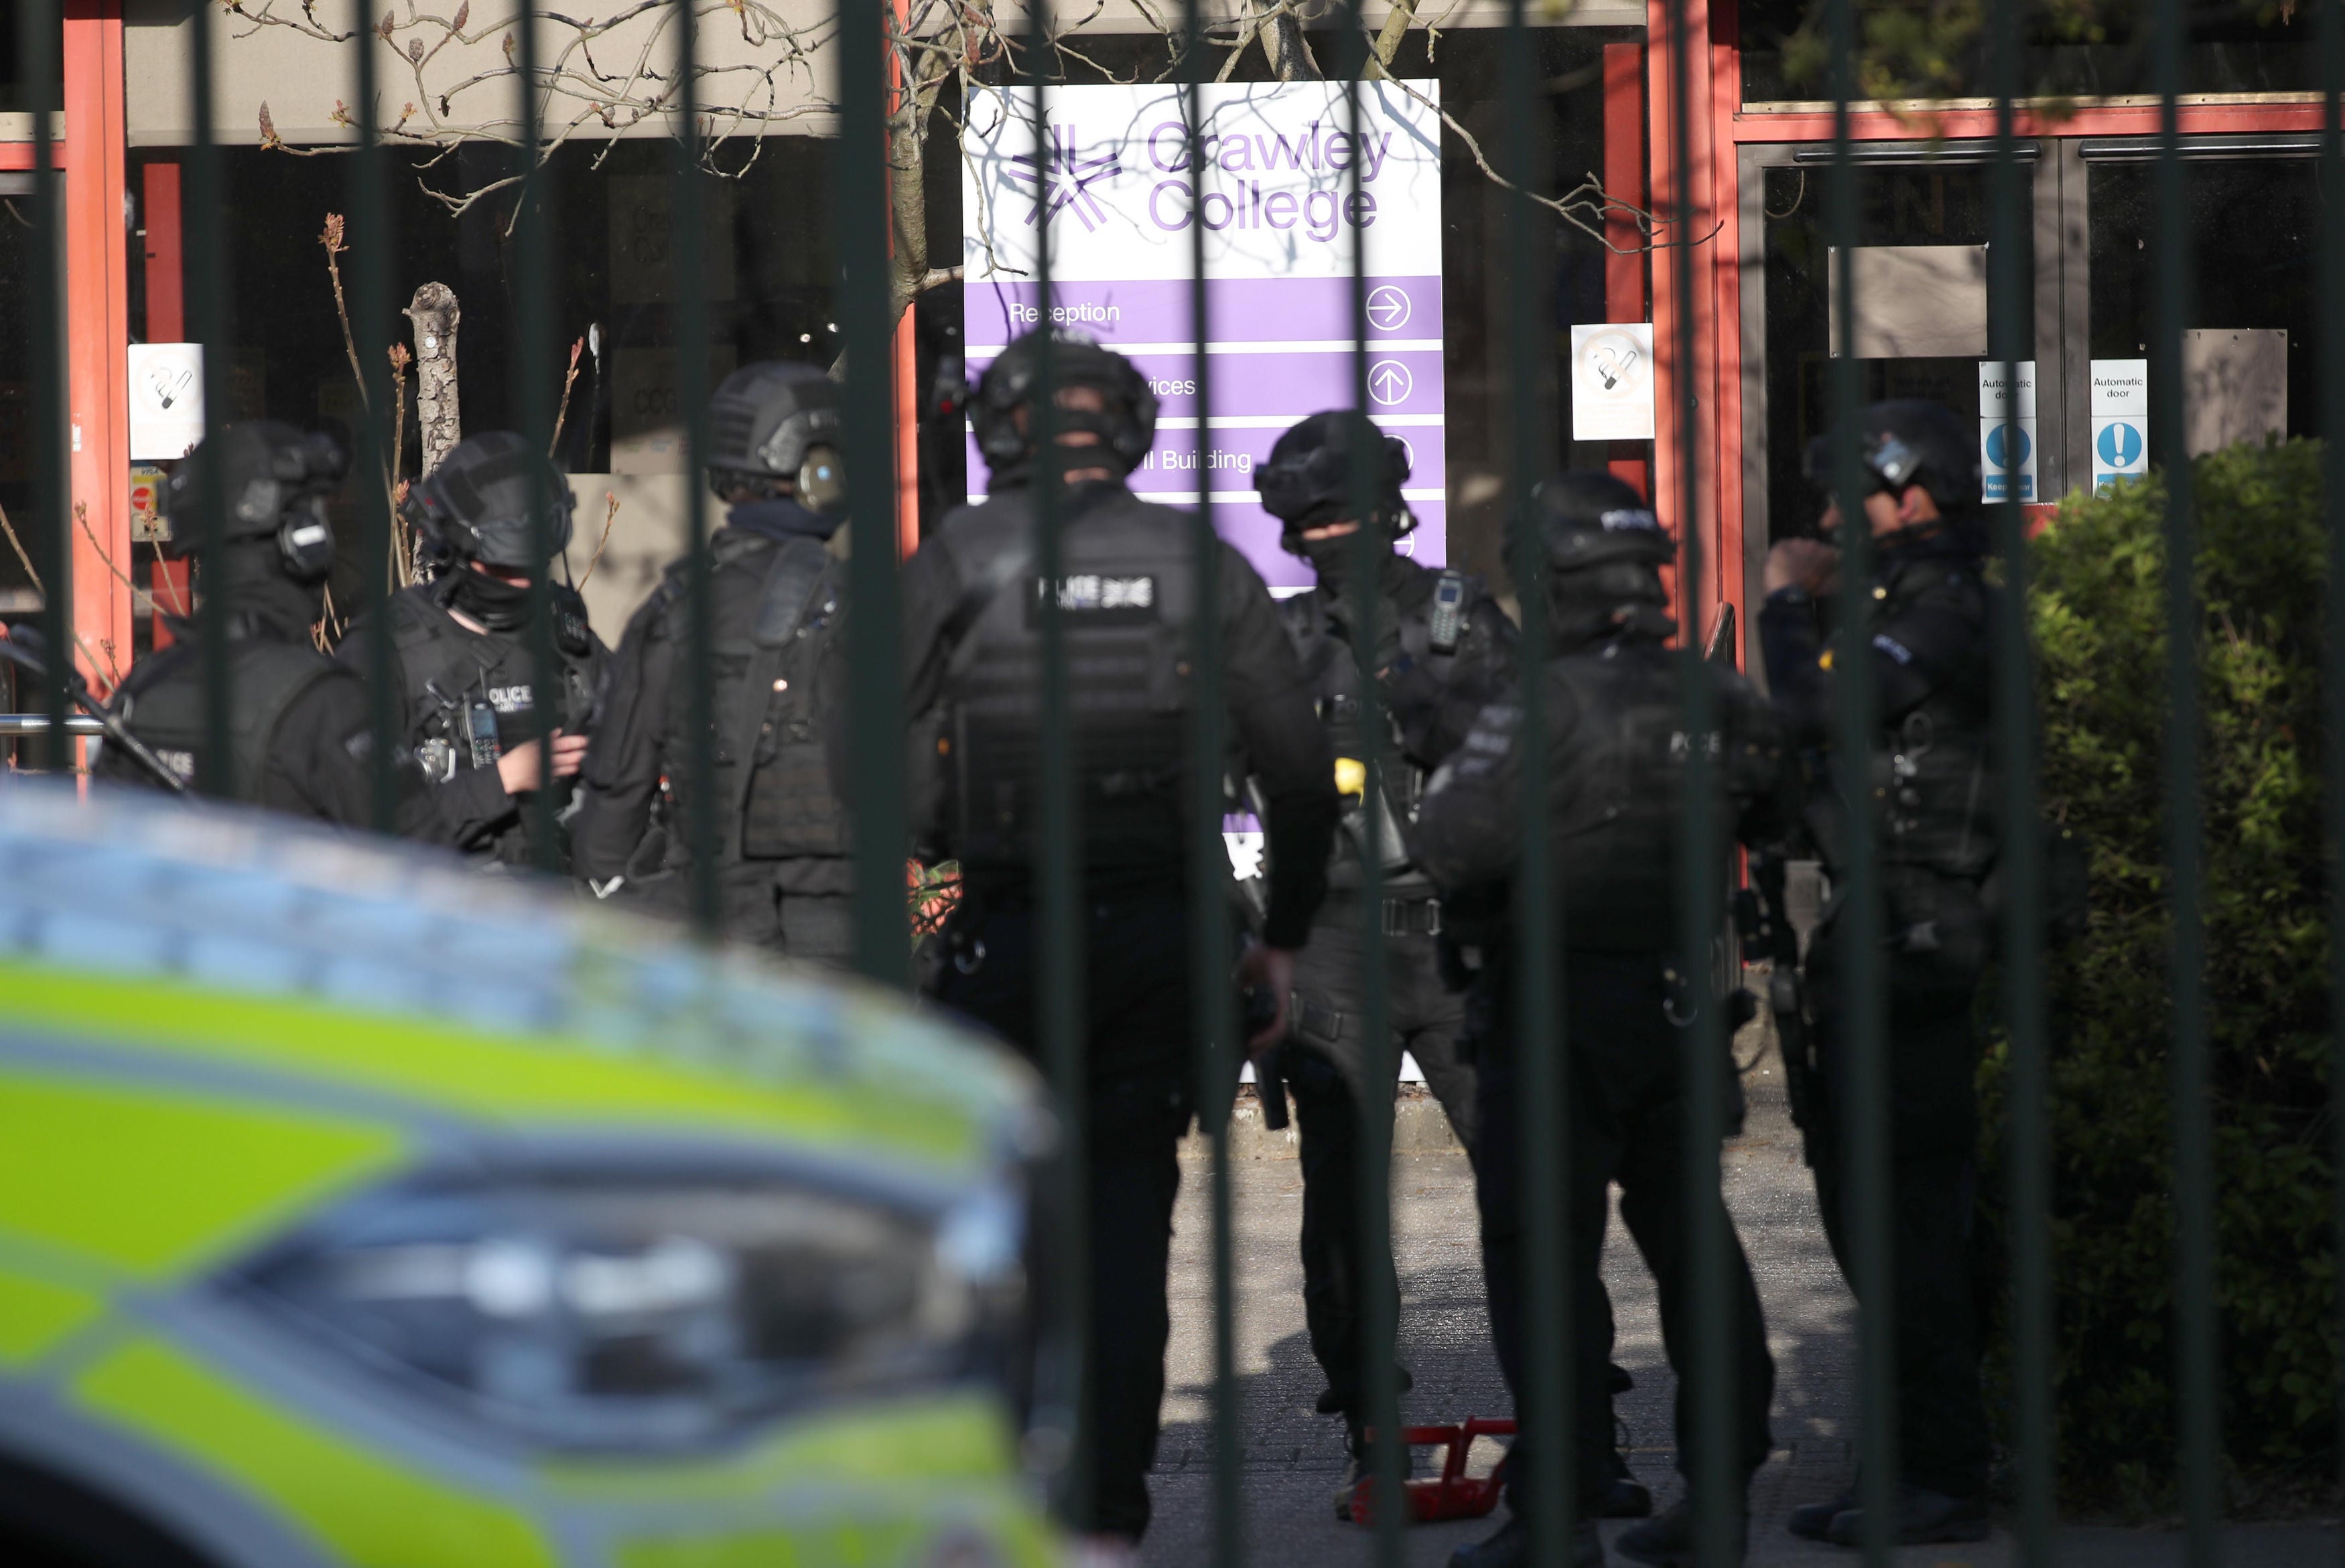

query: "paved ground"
left=1141, top=1043, right=2343, bottom=1566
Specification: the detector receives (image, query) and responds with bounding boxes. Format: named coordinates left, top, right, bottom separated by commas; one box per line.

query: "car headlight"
left=230, top=1166, right=1028, bottom=1451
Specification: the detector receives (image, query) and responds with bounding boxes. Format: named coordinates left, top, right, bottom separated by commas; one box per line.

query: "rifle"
left=0, top=631, right=190, bottom=794
left=1735, top=849, right=1825, bottom=1165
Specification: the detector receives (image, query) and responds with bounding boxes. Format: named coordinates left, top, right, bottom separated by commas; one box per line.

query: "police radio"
left=1428, top=569, right=1467, bottom=655
left=462, top=697, right=503, bottom=770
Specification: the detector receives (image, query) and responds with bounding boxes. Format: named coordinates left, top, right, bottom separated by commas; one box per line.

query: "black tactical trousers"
left=931, top=887, right=1195, bottom=1542
left=1807, top=922, right=1991, bottom=1502
left=715, top=860, right=855, bottom=968
left=1473, top=949, right=1775, bottom=1519
left=1285, top=919, right=1476, bottom=1423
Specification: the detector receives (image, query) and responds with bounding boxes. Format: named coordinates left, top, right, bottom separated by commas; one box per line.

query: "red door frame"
left=1650, top=1, right=2332, bottom=645
left=62, top=0, right=131, bottom=693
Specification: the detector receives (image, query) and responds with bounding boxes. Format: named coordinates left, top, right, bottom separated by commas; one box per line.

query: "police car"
left=0, top=783, right=1059, bottom=1567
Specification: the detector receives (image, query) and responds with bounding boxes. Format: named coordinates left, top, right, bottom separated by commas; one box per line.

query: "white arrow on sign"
left=1368, top=360, right=1413, bottom=406
left=1365, top=285, right=1411, bottom=332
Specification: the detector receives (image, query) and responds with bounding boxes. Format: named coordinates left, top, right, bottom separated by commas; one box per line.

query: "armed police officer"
left=340, top=432, right=606, bottom=868
left=1249, top=410, right=1511, bottom=1496
left=1416, top=474, right=1788, bottom=1568
left=1761, top=401, right=1998, bottom=1549
left=94, top=422, right=422, bottom=826
left=904, top=329, right=1337, bottom=1552
left=572, top=362, right=856, bottom=962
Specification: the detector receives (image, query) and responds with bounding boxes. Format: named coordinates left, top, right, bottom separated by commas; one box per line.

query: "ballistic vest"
left=1542, top=639, right=1784, bottom=952
left=1278, top=561, right=1489, bottom=902
left=656, top=527, right=849, bottom=865
left=1810, top=546, right=1999, bottom=885
left=382, top=578, right=601, bottom=865
left=933, top=486, right=1199, bottom=879
left=111, top=638, right=350, bottom=803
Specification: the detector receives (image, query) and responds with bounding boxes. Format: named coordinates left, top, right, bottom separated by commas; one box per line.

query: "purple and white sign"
left=961, top=81, right=1446, bottom=590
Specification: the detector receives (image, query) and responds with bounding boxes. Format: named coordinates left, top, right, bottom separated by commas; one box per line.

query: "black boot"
left=1317, top=1364, right=1413, bottom=1415
left=1822, top=1484, right=1989, bottom=1547
left=1446, top=1516, right=1605, bottom=1568
left=1786, top=1488, right=1853, bottom=1541
left=1331, top=1422, right=1370, bottom=1521
left=1601, top=1446, right=1653, bottom=1519
left=1614, top=1498, right=1748, bottom=1567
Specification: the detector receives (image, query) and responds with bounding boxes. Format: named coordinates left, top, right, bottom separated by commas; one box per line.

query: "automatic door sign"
left=1978, top=360, right=2038, bottom=504
left=1570, top=324, right=1656, bottom=442
left=2090, top=358, right=2149, bottom=492
left=127, top=344, right=206, bottom=461
left=961, top=79, right=1447, bottom=591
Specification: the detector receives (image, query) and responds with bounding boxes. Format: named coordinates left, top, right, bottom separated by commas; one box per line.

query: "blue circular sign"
left=2096, top=420, right=2144, bottom=468
left=1986, top=423, right=2031, bottom=469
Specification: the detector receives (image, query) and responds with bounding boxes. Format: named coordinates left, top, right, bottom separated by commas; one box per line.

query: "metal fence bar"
left=347, top=0, right=399, bottom=830
left=1984, top=0, right=2054, bottom=1561
left=1664, top=0, right=1733, bottom=1550
left=1822, top=0, right=1897, bottom=1559
left=1176, top=0, right=1242, bottom=1559
left=14, top=0, right=69, bottom=766
left=184, top=0, right=232, bottom=796
left=1020, top=3, right=1091, bottom=1530
left=2323, top=0, right=2345, bottom=1555
left=839, top=0, right=904, bottom=983
left=2150, top=0, right=2220, bottom=1558
left=673, top=0, right=720, bottom=937
left=1333, top=8, right=1406, bottom=1560
left=1501, top=0, right=1572, bottom=1557
left=515, top=3, right=560, bottom=873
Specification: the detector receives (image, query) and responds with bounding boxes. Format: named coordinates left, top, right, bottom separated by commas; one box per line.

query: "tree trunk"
left=403, top=283, right=461, bottom=476
left=1247, top=0, right=1323, bottom=81
left=888, top=110, right=929, bottom=332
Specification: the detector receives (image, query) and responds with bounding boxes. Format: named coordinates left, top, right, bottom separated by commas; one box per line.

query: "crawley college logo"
left=1008, top=125, right=1123, bottom=232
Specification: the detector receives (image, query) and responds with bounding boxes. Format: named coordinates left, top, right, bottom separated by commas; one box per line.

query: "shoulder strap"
left=752, top=537, right=835, bottom=649
left=728, top=538, right=837, bottom=825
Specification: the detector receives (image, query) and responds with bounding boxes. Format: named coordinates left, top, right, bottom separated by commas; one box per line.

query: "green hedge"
left=1979, top=436, right=2336, bottom=1507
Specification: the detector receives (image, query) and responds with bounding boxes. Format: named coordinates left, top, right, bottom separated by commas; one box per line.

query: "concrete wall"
left=559, top=471, right=694, bottom=639
left=124, top=0, right=1642, bottom=147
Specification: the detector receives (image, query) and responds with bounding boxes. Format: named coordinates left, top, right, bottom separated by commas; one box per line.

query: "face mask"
left=447, top=566, right=535, bottom=632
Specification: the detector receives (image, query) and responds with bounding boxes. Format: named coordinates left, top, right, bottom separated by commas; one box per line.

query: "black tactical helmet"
left=161, top=421, right=347, bottom=582
left=401, top=432, right=576, bottom=571
left=1802, top=399, right=1981, bottom=514
left=706, top=360, right=847, bottom=514
left=1535, top=470, right=1676, bottom=650
left=968, top=328, right=1158, bottom=481
left=1257, top=410, right=1414, bottom=553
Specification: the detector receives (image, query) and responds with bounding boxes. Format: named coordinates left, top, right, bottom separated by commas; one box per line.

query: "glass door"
left=1741, top=145, right=2051, bottom=556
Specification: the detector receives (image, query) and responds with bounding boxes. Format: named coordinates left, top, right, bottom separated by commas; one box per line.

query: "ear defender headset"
left=162, top=423, right=348, bottom=583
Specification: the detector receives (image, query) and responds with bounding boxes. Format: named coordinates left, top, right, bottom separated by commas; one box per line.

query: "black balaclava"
left=1258, top=410, right=1412, bottom=597
left=727, top=496, right=841, bottom=545
left=442, top=565, right=535, bottom=634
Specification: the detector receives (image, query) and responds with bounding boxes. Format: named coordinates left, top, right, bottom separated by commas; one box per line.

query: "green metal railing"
left=7, top=0, right=2336, bottom=1563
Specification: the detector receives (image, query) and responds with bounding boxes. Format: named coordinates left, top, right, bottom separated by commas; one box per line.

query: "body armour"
left=1277, top=559, right=1512, bottom=902
left=1809, top=547, right=1999, bottom=885
left=654, top=526, right=849, bottom=865
left=930, top=486, right=1200, bottom=880
left=109, top=638, right=351, bottom=799
left=382, top=577, right=604, bottom=865
left=1416, top=639, right=1790, bottom=954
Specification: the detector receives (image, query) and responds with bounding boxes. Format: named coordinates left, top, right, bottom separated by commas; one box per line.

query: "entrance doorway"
left=1734, top=132, right=2328, bottom=624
